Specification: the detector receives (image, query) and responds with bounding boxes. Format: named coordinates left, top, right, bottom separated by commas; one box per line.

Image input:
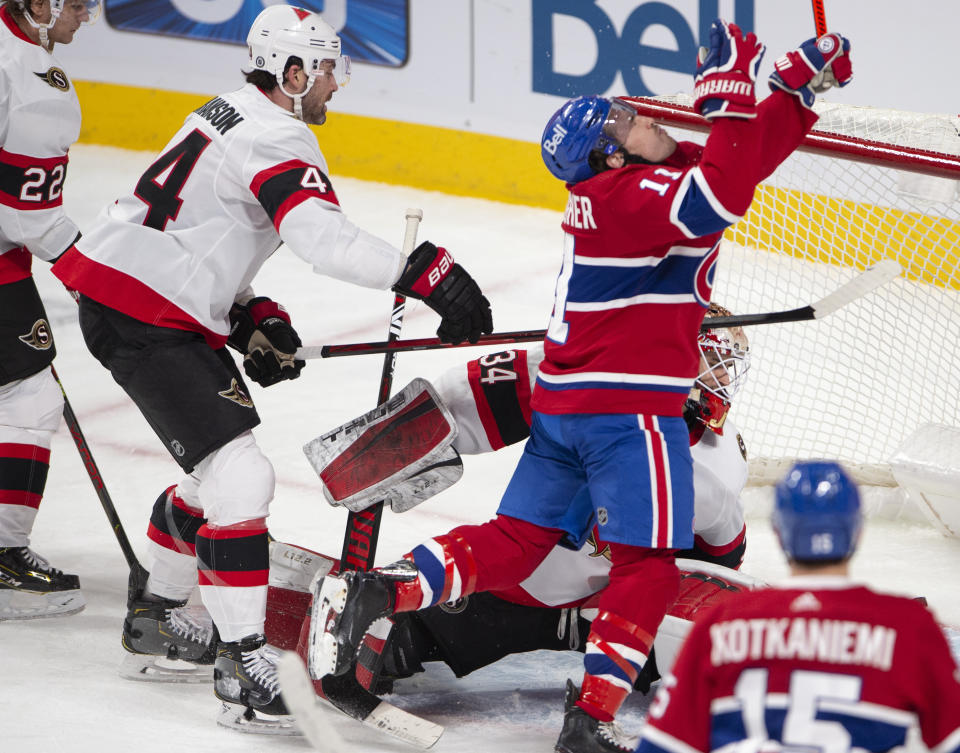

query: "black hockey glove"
left=393, top=241, right=493, bottom=344
left=227, top=297, right=305, bottom=387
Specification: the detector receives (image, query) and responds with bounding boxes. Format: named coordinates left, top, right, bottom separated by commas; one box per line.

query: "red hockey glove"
left=227, top=297, right=305, bottom=387
left=393, top=241, right=493, bottom=344
left=769, top=33, right=852, bottom=109
left=693, top=19, right=766, bottom=120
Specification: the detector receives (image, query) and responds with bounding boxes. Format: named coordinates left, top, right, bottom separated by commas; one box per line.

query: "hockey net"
left=624, top=95, right=960, bottom=489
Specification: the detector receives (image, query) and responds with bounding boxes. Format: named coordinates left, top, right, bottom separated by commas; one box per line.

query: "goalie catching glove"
left=393, top=242, right=493, bottom=344
left=693, top=19, right=765, bottom=120
left=769, top=32, right=852, bottom=109
left=227, top=296, right=305, bottom=387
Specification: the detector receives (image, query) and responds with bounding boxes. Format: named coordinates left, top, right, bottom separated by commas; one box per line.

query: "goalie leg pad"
left=303, top=378, right=462, bottom=513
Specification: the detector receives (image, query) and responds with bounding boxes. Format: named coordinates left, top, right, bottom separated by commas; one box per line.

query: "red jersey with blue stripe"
left=636, top=578, right=960, bottom=753
left=533, top=92, right=816, bottom=416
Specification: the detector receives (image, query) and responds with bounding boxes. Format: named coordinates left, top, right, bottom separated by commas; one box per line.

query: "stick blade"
left=278, top=651, right=346, bottom=752
left=278, top=650, right=444, bottom=750
left=811, top=258, right=901, bottom=319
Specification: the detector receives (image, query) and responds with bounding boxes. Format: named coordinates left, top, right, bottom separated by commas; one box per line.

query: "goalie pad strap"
left=467, top=350, right=533, bottom=450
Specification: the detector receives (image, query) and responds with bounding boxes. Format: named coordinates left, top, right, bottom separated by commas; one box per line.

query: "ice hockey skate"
left=0, top=546, right=84, bottom=620
left=120, top=590, right=217, bottom=683
left=214, top=633, right=296, bottom=734
left=555, top=679, right=638, bottom=753
left=308, top=559, right=418, bottom=679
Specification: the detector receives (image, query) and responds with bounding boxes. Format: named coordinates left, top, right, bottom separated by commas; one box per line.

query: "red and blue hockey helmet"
left=541, top=96, right=637, bottom=183
left=773, top=461, right=862, bottom=562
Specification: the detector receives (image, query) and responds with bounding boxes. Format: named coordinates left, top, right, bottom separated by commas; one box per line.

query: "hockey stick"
left=296, top=260, right=902, bottom=358
left=279, top=651, right=443, bottom=749
left=309, top=209, right=445, bottom=748
left=811, top=0, right=828, bottom=36
left=297, top=329, right=546, bottom=359
left=52, top=366, right=149, bottom=601
left=337, top=207, right=422, bottom=573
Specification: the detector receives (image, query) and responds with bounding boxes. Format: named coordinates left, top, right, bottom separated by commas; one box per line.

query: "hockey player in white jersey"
left=0, top=0, right=100, bottom=620
left=51, top=5, right=492, bottom=731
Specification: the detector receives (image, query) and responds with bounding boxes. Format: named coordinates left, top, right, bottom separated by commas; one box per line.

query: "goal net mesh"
left=635, top=95, right=960, bottom=486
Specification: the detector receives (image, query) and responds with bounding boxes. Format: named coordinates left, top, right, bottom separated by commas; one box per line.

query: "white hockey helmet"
left=247, top=5, right=351, bottom=87
left=686, top=303, right=751, bottom=435
left=14, top=0, right=101, bottom=49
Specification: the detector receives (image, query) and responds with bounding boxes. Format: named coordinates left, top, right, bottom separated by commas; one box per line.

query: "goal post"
left=622, top=95, right=960, bottom=489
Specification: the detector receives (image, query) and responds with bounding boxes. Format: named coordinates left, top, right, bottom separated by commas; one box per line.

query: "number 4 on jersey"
left=134, top=129, right=212, bottom=230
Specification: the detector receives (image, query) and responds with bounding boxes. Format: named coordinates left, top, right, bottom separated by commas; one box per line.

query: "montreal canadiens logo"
left=817, top=36, right=837, bottom=55
left=694, top=244, right=719, bottom=306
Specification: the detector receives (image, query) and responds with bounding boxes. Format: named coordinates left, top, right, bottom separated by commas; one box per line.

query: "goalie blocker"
left=303, top=378, right=463, bottom=513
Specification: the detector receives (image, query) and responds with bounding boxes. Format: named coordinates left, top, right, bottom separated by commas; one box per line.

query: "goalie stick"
left=279, top=652, right=443, bottom=749
left=304, top=208, right=446, bottom=745
left=338, top=207, right=422, bottom=572
left=296, top=260, right=902, bottom=358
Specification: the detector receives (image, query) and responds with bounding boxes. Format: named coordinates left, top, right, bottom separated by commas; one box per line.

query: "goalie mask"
left=685, top=303, right=750, bottom=435
left=246, top=5, right=351, bottom=121
left=14, top=0, right=101, bottom=50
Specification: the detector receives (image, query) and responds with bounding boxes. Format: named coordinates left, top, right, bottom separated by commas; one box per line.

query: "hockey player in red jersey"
left=295, top=305, right=752, bottom=696
left=0, top=0, right=100, bottom=620
left=49, top=4, right=492, bottom=731
left=635, top=460, right=960, bottom=753
left=308, top=19, right=852, bottom=753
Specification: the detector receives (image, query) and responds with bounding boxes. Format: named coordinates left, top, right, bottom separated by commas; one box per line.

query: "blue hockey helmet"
left=772, top=461, right=862, bottom=562
left=541, top=96, right=636, bottom=183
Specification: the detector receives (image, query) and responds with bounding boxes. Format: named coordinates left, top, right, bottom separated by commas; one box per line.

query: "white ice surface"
left=6, top=145, right=960, bottom=752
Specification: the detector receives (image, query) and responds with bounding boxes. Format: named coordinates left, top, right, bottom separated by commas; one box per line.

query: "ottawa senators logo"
left=439, top=596, right=468, bottom=614
left=34, top=67, right=70, bottom=91
left=18, top=319, right=53, bottom=350
left=586, top=531, right=611, bottom=562
left=218, top=378, right=253, bottom=408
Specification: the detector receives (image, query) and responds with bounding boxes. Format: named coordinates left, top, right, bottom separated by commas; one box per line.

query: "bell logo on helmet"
left=543, top=123, right=567, bottom=156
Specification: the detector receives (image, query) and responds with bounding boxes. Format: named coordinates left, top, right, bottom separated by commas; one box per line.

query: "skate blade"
left=0, top=588, right=85, bottom=621
left=119, top=652, right=212, bottom=683
left=216, top=702, right=299, bottom=736
left=308, top=575, right=348, bottom=679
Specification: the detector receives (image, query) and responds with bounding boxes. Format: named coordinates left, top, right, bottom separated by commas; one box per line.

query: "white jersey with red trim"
left=0, top=5, right=80, bottom=269
left=431, top=345, right=748, bottom=608
left=52, top=83, right=405, bottom=347
left=637, top=577, right=960, bottom=753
